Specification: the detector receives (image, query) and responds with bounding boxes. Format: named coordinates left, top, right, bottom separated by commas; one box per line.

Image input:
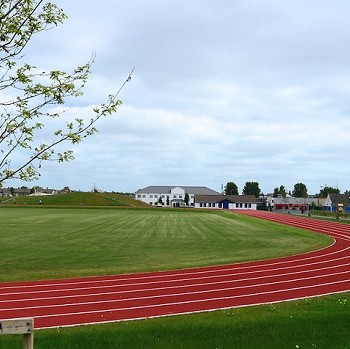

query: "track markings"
left=1, top=210, right=350, bottom=329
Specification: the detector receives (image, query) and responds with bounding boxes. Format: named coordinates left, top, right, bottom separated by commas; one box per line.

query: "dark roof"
left=329, top=194, right=350, bottom=205
left=195, top=195, right=257, bottom=203
left=0, top=188, right=30, bottom=195
left=34, top=188, right=57, bottom=194
left=136, top=186, right=220, bottom=195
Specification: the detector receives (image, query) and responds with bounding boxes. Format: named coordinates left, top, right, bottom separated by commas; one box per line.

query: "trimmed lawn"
left=0, top=208, right=332, bottom=282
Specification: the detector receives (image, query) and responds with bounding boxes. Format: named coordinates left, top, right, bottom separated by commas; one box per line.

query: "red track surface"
left=1, top=210, right=350, bottom=329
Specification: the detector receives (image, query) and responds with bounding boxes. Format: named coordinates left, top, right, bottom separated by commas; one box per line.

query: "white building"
left=135, top=186, right=220, bottom=207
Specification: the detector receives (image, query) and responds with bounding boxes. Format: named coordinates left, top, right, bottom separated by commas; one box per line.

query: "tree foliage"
left=292, top=183, right=308, bottom=198
left=242, top=181, right=261, bottom=198
left=319, top=186, right=340, bottom=198
left=273, top=185, right=287, bottom=197
left=224, top=182, right=238, bottom=195
left=184, top=192, right=189, bottom=206
left=0, top=0, right=128, bottom=184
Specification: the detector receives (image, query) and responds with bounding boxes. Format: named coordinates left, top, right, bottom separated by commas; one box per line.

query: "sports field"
left=0, top=207, right=331, bottom=282
left=0, top=207, right=349, bottom=348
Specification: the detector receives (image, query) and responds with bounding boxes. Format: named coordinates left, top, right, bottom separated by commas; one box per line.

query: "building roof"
left=136, top=186, right=220, bottom=195
left=195, top=195, right=257, bottom=203
left=0, top=188, right=30, bottom=195
left=328, top=194, right=350, bottom=205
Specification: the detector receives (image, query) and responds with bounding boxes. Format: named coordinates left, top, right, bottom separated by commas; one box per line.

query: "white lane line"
left=1, top=262, right=349, bottom=304
left=240, top=213, right=350, bottom=241
left=1, top=270, right=349, bottom=313
left=36, top=288, right=350, bottom=329
left=1, top=254, right=349, bottom=297
left=26, top=279, right=350, bottom=321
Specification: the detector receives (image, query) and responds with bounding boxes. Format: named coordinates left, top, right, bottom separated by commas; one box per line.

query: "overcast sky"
left=5, top=0, right=350, bottom=194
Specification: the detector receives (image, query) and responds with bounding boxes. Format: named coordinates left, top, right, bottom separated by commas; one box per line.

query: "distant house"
left=324, top=194, right=350, bottom=213
left=59, top=186, right=71, bottom=194
left=135, top=186, right=220, bottom=207
left=0, top=187, right=30, bottom=197
left=0, top=186, right=62, bottom=198
left=194, top=195, right=257, bottom=210
left=30, top=187, right=58, bottom=196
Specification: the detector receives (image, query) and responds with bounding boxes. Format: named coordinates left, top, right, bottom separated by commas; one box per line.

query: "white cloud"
left=3, top=0, right=350, bottom=194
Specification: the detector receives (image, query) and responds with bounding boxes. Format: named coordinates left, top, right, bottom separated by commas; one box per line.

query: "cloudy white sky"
left=5, top=0, right=350, bottom=194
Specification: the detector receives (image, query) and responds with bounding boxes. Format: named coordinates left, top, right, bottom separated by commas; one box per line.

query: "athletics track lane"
left=0, top=210, right=349, bottom=329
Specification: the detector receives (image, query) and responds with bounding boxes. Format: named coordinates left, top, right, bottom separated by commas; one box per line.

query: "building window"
left=137, top=194, right=141, bottom=198
left=142, top=195, right=146, bottom=198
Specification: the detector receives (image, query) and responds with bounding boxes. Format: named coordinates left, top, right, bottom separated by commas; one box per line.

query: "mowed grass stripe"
left=0, top=208, right=332, bottom=282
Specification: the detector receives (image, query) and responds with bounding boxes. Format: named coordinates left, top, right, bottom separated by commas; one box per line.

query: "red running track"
left=1, top=210, right=350, bottom=329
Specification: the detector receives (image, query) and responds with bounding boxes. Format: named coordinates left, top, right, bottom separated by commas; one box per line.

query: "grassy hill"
left=0, top=191, right=149, bottom=207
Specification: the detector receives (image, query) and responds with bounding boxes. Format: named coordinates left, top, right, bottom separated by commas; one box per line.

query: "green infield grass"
left=0, top=292, right=349, bottom=349
left=1, top=207, right=345, bottom=349
left=0, top=207, right=332, bottom=282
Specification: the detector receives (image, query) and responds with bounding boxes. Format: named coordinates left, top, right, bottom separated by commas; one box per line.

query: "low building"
left=194, top=195, right=257, bottom=210
left=135, top=186, right=220, bottom=207
left=324, top=194, right=350, bottom=213
left=266, top=195, right=326, bottom=211
left=0, top=187, right=30, bottom=197
left=30, top=187, right=58, bottom=196
left=0, top=186, right=61, bottom=197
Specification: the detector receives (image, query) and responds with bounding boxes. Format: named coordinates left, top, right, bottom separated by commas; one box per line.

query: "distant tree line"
left=224, top=181, right=261, bottom=198
left=224, top=181, right=349, bottom=198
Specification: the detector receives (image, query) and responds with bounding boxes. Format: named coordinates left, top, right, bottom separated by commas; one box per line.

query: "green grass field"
left=0, top=191, right=149, bottom=207
left=0, top=207, right=332, bottom=282
left=0, top=206, right=348, bottom=348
